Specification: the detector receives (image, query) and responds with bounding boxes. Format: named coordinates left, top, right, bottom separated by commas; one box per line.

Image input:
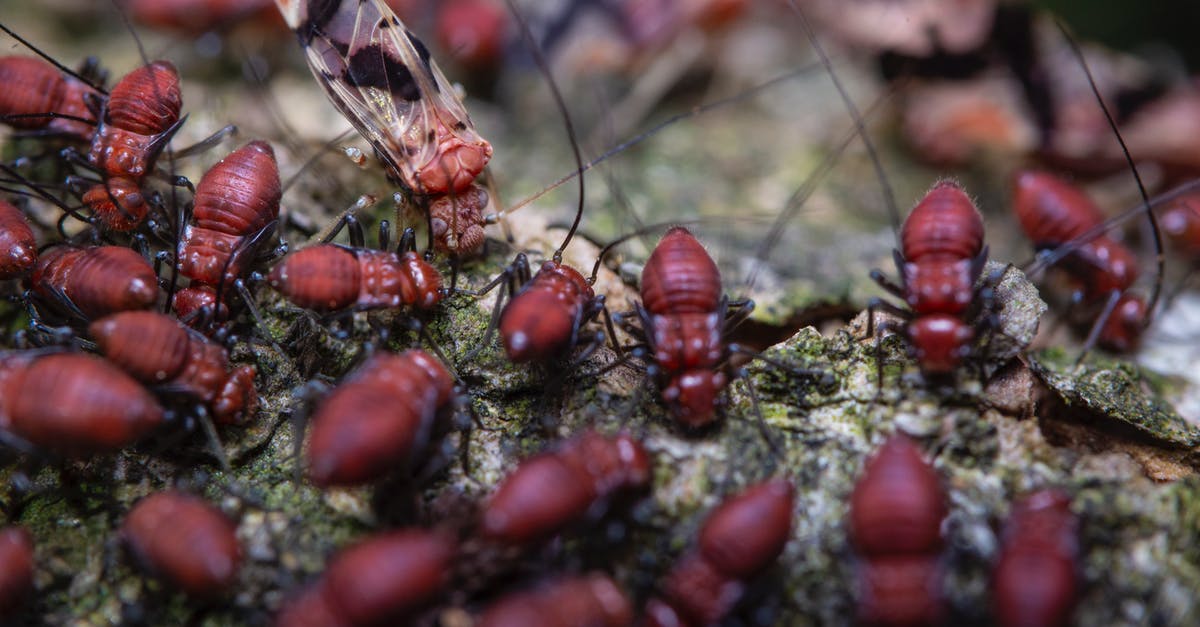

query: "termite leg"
left=171, top=124, right=238, bottom=159
left=1075, top=289, right=1124, bottom=367
left=737, top=367, right=784, bottom=459
left=869, top=268, right=907, bottom=300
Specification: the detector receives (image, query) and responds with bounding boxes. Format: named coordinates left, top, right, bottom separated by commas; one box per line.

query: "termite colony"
left=1, top=0, right=1198, bottom=625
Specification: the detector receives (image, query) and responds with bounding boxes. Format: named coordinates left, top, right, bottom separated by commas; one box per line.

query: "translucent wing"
left=276, top=0, right=491, bottom=196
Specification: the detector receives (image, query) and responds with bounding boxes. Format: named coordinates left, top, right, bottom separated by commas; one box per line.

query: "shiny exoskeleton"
left=89, top=311, right=258, bottom=425
left=1161, top=189, right=1200, bottom=259
left=82, top=61, right=183, bottom=231
left=0, top=526, right=34, bottom=617
left=632, top=226, right=745, bottom=427
left=644, top=478, right=795, bottom=627
left=268, top=244, right=442, bottom=313
left=434, top=0, right=509, bottom=71
left=0, top=55, right=98, bottom=139
left=991, top=489, right=1079, bottom=627
left=479, top=430, right=651, bottom=546
left=174, top=140, right=282, bottom=320
left=869, top=180, right=990, bottom=375
left=848, top=435, right=947, bottom=626
left=497, top=259, right=600, bottom=363
left=0, top=352, right=164, bottom=457
left=1013, top=170, right=1147, bottom=352
left=29, top=245, right=158, bottom=319
left=477, top=573, right=633, bottom=627
left=121, top=490, right=242, bottom=598
left=274, top=529, right=456, bottom=627
left=0, top=199, right=37, bottom=280
left=305, top=350, right=455, bottom=487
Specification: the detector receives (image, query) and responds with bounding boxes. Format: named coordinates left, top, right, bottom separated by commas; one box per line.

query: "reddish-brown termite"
left=0, top=526, right=34, bottom=618
left=476, top=572, right=633, bottom=627
left=0, top=54, right=100, bottom=140
left=644, top=478, right=795, bottom=627
left=847, top=435, right=947, bottom=627
left=27, top=244, right=159, bottom=321
left=0, top=199, right=37, bottom=281
left=0, top=352, right=164, bottom=457
left=303, top=349, right=456, bottom=487
left=991, top=489, right=1080, bottom=627
left=274, top=528, right=456, bottom=627
left=478, top=429, right=652, bottom=546
left=121, top=490, right=242, bottom=598
left=89, top=310, right=259, bottom=426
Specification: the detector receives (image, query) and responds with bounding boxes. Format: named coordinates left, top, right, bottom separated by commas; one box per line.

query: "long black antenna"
left=786, top=0, right=902, bottom=241
left=503, top=0, right=584, bottom=264
left=1055, top=19, right=1165, bottom=323
left=0, top=22, right=109, bottom=94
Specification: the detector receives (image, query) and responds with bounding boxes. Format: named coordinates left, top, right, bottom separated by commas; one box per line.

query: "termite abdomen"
left=499, top=261, right=595, bottom=363
left=0, top=352, right=164, bottom=456
left=641, top=226, right=722, bottom=315
left=30, top=245, right=158, bottom=319
left=306, top=350, right=455, bottom=487
left=178, top=140, right=282, bottom=286
left=0, top=55, right=97, bottom=139
left=0, top=526, right=34, bottom=617
left=89, top=311, right=258, bottom=425
left=0, top=199, right=37, bottom=280
left=268, top=245, right=442, bottom=312
left=991, top=489, right=1079, bottom=627
left=121, top=490, right=241, bottom=598
left=477, top=573, right=633, bottom=627
left=856, top=555, right=943, bottom=627
left=479, top=430, right=651, bottom=546
left=900, top=181, right=984, bottom=314
left=848, top=435, right=947, bottom=556
left=104, top=61, right=182, bottom=136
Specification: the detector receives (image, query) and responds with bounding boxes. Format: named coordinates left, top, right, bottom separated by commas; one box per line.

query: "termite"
left=991, top=489, right=1079, bottom=627
left=79, top=60, right=185, bottom=231
left=274, top=528, right=456, bottom=627
left=303, top=349, right=455, bottom=487
left=847, top=435, right=947, bottom=627
left=644, top=478, right=795, bottom=627
left=0, top=199, right=37, bottom=281
left=476, top=572, right=633, bottom=627
left=479, top=429, right=651, bottom=546
left=174, top=139, right=283, bottom=325
left=89, top=310, right=259, bottom=426
left=126, top=0, right=283, bottom=35
left=274, top=0, right=494, bottom=256
left=28, top=245, right=159, bottom=321
left=0, top=54, right=100, bottom=140
left=0, top=352, right=164, bottom=457
left=434, top=0, right=509, bottom=72
left=121, top=490, right=242, bottom=598
left=0, top=526, right=34, bottom=617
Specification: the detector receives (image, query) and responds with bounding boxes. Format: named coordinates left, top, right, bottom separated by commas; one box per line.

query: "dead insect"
left=174, top=139, right=282, bottom=323
left=29, top=245, right=159, bottom=320
left=121, top=490, right=242, bottom=598
left=275, top=0, right=494, bottom=255
left=991, top=489, right=1079, bottom=627
left=89, top=311, right=258, bottom=425
left=0, top=526, right=34, bottom=617
left=848, top=435, right=947, bottom=627
left=866, top=180, right=997, bottom=376
left=644, top=478, right=795, bottom=627
left=274, top=529, right=456, bottom=627
left=304, top=349, right=455, bottom=487
left=479, top=430, right=651, bottom=546
left=0, top=352, right=164, bottom=457
left=477, top=572, right=633, bottom=627
left=0, top=199, right=37, bottom=281
left=0, top=55, right=99, bottom=140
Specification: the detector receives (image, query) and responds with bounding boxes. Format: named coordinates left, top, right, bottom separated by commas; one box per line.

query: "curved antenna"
left=589, top=219, right=705, bottom=282
left=491, top=62, right=825, bottom=221
left=502, top=0, right=584, bottom=264
left=0, top=22, right=109, bottom=94
left=107, top=0, right=152, bottom=68
left=1055, top=19, right=1165, bottom=323
left=745, top=88, right=896, bottom=291
left=786, top=0, right=901, bottom=241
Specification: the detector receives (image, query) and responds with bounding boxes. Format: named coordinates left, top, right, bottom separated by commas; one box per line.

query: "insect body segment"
left=268, top=244, right=442, bottom=312
left=0, top=200, right=37, bottom=280
left=991, top=489, right=1080, bottom=627
left=0, top=527, right=34, bottom=617
left=477, top=573, right=633, bottom=627
left=30, top=245, right=159, bottom=320
left=121, top=491, right=242, bottom=598
left=498, top=260, right=597, bottom=363
left=0, top=55, right=98, bottom=139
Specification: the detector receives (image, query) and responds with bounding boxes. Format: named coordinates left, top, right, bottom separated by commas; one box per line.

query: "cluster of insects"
left=1, top=0, right=1198, bottom=624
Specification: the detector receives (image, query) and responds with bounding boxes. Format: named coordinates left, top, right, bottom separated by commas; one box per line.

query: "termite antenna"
left=785, top=1, right=901, bottom=241
left=502, top=0, right=584, bottom=264
left=106, top=0, right=152, bottom=69
left=1055, top=19, right=1165, bottom=323
left=0, top=23, right=109, bottom=94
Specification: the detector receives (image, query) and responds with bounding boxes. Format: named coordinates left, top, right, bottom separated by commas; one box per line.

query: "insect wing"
left=275, top=0, right=489, bottom=195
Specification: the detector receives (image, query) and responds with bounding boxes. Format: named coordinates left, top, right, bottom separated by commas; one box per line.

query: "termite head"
left=663, top=369, right=727, bottom=428
left=416, top=119, right=493, bottom=195
left=1096, top=294, right=1146, bottom=353
left=907, top=314, right=974, bottom=374
left=213, top=366, right=258, bottom=426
